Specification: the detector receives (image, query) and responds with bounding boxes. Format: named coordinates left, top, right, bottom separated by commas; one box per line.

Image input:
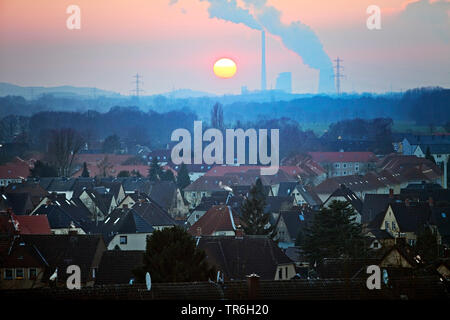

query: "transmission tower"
left=131, top=73, right=144, bottom=98
left=334, top=57, right=345, bottom=95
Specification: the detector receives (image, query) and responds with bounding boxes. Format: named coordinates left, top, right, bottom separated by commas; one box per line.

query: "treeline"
left=1, top=87, right=449, bottom=126
left=223, top=87, right=450, bottom=125
left=0, top=107, right=197, bottom=151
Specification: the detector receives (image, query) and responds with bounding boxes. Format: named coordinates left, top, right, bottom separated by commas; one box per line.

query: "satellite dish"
left=145, top=272, right=151, bottom=291
left=383, top=269, right=389, bottom=286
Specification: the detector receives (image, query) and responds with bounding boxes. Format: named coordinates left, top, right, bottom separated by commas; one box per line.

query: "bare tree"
left=47, top=128, right=84, bottom=177
left=97, top=155, right=113, bottom=178
left=211, top=102, right=224, bottom=130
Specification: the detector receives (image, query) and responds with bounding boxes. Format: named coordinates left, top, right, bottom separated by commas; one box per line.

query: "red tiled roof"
left=188, top=205, right=240, bottom=236
left=73, top=154, right=134, bottom=166
left=0, top=157, right=31, bottom=179
left=72, top=164, right=149, bottom=178
left=15, top=215, right=51, bottom=235
left=307, top=152, right=378, bottom=163
left=205, top=165, right=301, bottom=177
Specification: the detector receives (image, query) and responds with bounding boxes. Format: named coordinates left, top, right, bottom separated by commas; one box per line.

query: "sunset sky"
left=0, top=0, right=449, bottom=95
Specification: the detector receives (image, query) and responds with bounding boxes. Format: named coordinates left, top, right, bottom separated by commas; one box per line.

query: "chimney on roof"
left=389, top=188, right=394, bottom=199
left=428, top=196, right=434, bottom=207
left=246, top=274, right=260, bottom=299
left=235, top=227, right=244, bottom=239
left=405, top=198, right=410, bottom=207
left=196, top=226, right=202, bottom=237
left=46, top=199, right=52, bottom=206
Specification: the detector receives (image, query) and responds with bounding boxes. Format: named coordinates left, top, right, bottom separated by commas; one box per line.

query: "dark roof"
left=390, top=202, right=433, bottom=233
left=197, top=235, right=293, bottom=280
left=264, top=196, right=294, bottom=214
left=33, top=204, right=80, bottom=229
left=1, top=193, right=33, bottom=215
left=20, top=234, right=105, bottom=283
left=325, top=184, right=363, bottom=213
left=132, top=200, right=177, bottom=227
left=95, top=250, right=144, bottom=285
left=100, top=208, right=154, bottom=244
left=147, top=181, right=177, bottom=210
left=276, top=208, right=315, bottom=242
left=361, top=194, right=395, bottom=224
left=431, top=207, right=450, bottom=245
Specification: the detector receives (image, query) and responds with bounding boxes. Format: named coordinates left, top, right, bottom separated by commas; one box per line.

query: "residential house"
left=0, top=157, right=30, bottom=187
left=147, top=181, right=189, bottom=218
left=188, top=205, right=241, bottom=237
left=99, top=207, right=154, bottom=250
left=0, top=192, right=34, bottom=215
left=131, top=199, right=178, bottom=231
left=95, top=250, right=144, bottom=285
left=0, top=234, right=106, bottom=289
left=197, top=235, right=296, bottom=281
left=0, top=210, right=51, bottom=235
left=368, top=201, right=436, bottom=247
left=273, top=207, right=315, bottom=248
left=307, top=152, right=378, bottom=178
left=321, top=184, right=364, bottom=223
left=277, top=182, right=322, bottom=209
left=5, top=181, right=49, bottom=207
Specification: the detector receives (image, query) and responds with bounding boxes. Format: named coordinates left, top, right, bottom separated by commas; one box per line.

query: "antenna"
left=333, top=57, right=345, bottom=95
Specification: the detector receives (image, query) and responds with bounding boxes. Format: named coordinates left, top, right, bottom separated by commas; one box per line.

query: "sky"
left=0, top=0, right=449, bottom=95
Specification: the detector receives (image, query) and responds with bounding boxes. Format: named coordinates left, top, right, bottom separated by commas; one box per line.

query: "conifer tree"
left=177, top=163, right=191, bottom=191
left=301, top=200, right=370, bottom=265
left=240, top=178, right=273, bottom=236
left=81, top=162, right=90, bottom=177
left=148, top=157, right=162, bottom=181
left=133, top=226, right=215, bottom=283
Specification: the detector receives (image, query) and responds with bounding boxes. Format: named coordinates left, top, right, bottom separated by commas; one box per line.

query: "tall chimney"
left=261, top=30, right=267, bottom=91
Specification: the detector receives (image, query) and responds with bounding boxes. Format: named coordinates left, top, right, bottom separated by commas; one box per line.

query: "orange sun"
left=213, top=58, right=237, bottom=79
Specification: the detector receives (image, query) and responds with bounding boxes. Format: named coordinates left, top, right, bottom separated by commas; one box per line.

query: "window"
left=335, top=163, right=340, bottom=168
left=385, top=221, right=390, bottom=230
left=392, top=222, right=396, bottom=230
left=15, top=268, right=24, bottom=280
left=343, top=171, right=347, bottom=175
left=408, top=239, right=416, bottom=246
left=29, top=268, right=37, bottom=280
left=120, top=236, right=128, bottom=245
left=343, top=163, right=347, bottom=168
left=278, top=268, right=283, bottom=279
left=373, top=242, right=379, bottom=248
left=285, top=267, right=288, bottom=279
left=4, top=269, right=13, bottom=280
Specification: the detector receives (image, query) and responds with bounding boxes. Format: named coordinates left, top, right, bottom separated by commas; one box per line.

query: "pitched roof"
left=100, top=208, right=154, bottom=244
left=147, top=181, right=177, bottom=210
left=5, top=182, right=48, bottom=206
left=276, top=207, right=315, bottom=242
left=14, top=215, right=51, bottom=234
left=20, top=234, right=105, bottom=283
left=361, top=194, right=395, bottom=224
left=1, top=192, right=33, bottom=215
left=197, top=235, right=293, bottom=280
left=307, top=152, right=378, bottom=163
left=95, top=250, right=144, bottom=285
left=132, top=200, right=177, bottom=227
left=324, top=185, right=363, bottom=213
left=188, top=205, right=240, bottom=236
left=0, top=157, right=31, bottom=179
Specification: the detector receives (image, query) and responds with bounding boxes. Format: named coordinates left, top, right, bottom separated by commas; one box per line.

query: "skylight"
left=114, top=217, right=120, bottom=224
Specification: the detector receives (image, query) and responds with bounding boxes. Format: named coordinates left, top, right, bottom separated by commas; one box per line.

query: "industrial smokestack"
left=261, top=30, right=267, bottom=91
